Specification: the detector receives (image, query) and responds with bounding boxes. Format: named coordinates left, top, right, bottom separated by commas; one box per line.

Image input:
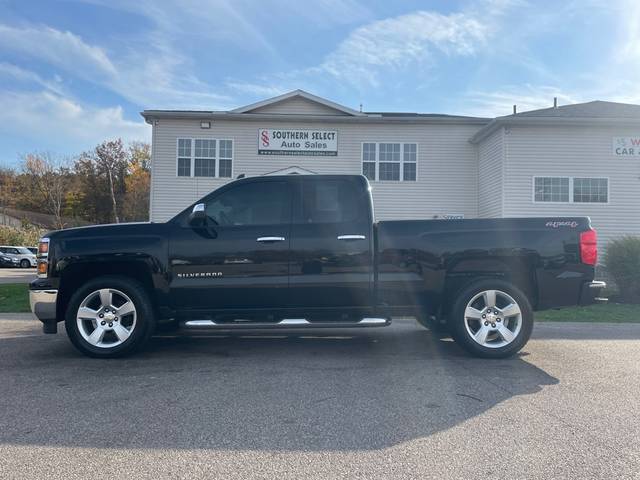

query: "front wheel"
left=65, top=276, right=155, bottom=358
left=449, top=279, right=533, bottom=358
left=20, top=259, right=31, bottom=268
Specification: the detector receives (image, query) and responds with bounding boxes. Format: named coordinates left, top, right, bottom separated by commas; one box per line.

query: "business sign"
left=258, top=129, right=338, bottom=156
left=613, top=137, right=640, bottom=156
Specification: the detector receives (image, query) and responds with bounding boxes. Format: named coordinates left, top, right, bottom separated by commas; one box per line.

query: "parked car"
left=0, top=254, right=19, bottom=268
left=0, top=246, right=37, bottom=268
left=27, top=247, right=38, bottom=255
left=29, top=174, right=605, bottom=359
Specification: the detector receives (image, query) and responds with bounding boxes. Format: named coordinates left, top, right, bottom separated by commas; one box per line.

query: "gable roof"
left=231, top=89, right=365, bottom=116
left=263, top=166, right=318, bottom=175
left=470, top=100, right=640, bottom=143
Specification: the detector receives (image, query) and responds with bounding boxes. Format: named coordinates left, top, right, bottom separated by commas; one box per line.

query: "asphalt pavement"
left=0, top=267, right=36, bottom=284
left=0, top=315, right=639, bottom=479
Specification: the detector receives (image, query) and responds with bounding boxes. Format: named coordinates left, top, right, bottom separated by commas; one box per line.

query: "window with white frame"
left=362, top=143, right=376, bottom=180
left=573, top=177, right=608, bottom=203
left=177, top=138, right=233, bottom=178
left=534, top=177, right=608, bottom=203
left=177, top=139, right=192, bottom=177
left=361, top=142, right=417, bottom=181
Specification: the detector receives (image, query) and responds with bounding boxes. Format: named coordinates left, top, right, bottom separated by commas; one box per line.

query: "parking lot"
left=0, top=267, right=35, bottom=284
left=0, top=315, right=638, bottom=479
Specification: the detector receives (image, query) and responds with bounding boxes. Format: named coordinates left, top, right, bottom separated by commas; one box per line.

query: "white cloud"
left=0, top=90, right=149, bottom=155
left=317, top=11, right=490, bottom=87
left=0, top=22, right=232, bottom=110
left=225, top=81, right=288, bottom=98
left=460, top=85, right=581, bottom=117
left=0, top=62, right=66, bottom=96
left=0, top=24, right=116, bottom=80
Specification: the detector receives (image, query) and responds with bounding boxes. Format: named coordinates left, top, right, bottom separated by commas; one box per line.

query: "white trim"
left=176, top=137, right=234, bottom=179
left=532, top=176, right=609, bottom=204
left=360, top=142, right=418, bottom=182
left=264, top=166, right=318, bottom=175
left=232, top=89, right=365, bottom=116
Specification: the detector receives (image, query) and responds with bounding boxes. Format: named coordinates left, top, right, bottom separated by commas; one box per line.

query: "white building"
left=141, top=89, right=640, bottom=253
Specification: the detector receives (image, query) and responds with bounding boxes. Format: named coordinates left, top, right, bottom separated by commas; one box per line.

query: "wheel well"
left=441, top=271, right=537, bottom=318
left=56, top=261, right=155, bottom=320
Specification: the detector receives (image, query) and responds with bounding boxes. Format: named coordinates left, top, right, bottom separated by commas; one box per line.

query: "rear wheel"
left=64, top=276, right=155, bottom=358
left=449, top=279, right=533, bottom=358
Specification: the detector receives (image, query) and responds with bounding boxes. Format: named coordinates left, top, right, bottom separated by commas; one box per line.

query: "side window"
left=205, top=181, right=291, bottom=226
left=302, top=179, right=366, bottom=224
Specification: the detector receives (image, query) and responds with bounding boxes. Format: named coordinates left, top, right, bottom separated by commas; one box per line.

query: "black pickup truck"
left=30, top=174, right=605, bottom=358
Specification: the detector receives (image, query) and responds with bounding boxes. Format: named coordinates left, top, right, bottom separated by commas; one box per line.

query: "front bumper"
left=29, top=289, right=58, bottom=333
left=579, top=281, right=607, bottom=305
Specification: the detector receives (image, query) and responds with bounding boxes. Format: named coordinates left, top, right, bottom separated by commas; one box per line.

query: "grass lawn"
left=536, top=303, right=640, bottom=323
left=0, top=283, right=30, bottom=313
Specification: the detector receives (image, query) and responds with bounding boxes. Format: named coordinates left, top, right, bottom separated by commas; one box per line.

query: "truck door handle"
left=337, top=235, right=366, bottom=241
left=256, top=236, right=286, bottom=243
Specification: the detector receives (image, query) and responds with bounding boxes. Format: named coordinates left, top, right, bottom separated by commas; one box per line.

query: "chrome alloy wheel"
left=463, top=289, right=522, bottom=348
left=76, top=288, right=137, bottom=348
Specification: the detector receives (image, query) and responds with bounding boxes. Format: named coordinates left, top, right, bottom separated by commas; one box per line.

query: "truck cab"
left=168, top=174, right=375, bottom=322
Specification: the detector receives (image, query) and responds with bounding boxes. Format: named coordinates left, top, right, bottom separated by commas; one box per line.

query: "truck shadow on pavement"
left=1, top=320, right=560, bottom=451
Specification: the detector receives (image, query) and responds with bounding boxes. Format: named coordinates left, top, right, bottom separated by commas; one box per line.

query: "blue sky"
left=0, top=0, right=638, bottom=166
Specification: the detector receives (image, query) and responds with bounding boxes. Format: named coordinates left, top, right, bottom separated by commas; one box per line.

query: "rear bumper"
left=579, top=281, right=607, bottom=305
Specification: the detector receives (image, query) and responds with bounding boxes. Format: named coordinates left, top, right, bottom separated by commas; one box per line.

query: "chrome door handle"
left=337, top=235, right=366, bottom=241
left=257, top=236, right=286, bottom=242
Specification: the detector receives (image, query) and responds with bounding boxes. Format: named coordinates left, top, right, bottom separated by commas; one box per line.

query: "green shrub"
left=604, top=236, right=640, bottom=303
left=0, top=225, right=44, bottom=247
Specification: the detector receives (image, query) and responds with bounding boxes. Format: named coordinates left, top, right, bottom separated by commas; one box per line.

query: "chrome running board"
left=181, top=317, right=390, bottom=329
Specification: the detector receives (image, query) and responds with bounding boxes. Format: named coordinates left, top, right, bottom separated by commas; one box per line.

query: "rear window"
left=301, top=179, right=367, bottom=224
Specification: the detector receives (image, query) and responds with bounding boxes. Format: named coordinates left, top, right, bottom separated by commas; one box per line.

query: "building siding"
left=150, top=118, right=482, bottom=222
left=502, top=124, right=640, bottom=255
left=477, top=128, right=504, bottom=217
left=246, top=96, right=350, bottom=116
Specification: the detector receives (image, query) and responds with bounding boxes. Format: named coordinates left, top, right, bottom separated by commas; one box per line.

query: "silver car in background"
left=0, top=246, right=37, bottom=268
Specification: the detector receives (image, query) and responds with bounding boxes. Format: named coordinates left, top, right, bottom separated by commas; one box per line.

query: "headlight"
left=38, top=238, right=50, bottom=256
left=37, top=237, right=50, bottom=278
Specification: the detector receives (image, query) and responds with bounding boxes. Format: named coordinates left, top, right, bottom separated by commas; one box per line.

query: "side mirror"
left=188, top=203, right=206, bottom=224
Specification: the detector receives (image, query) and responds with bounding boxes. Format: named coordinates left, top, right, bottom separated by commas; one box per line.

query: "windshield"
left=16, top=247, right=32, bottom=255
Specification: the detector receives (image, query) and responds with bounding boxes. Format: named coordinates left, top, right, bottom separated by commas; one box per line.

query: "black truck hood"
left=45, top=222, right=167, bottom=240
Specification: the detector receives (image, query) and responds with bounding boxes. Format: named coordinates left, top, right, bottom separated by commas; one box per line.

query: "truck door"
left=289, top=176, right=374, bottom=312
left=168, top=178, right=292, bottom=312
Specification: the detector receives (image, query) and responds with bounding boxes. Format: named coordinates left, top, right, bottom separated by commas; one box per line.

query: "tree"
left=74, top=153, right=112, bottom=224
left=94, top=139, right=128, bottom=223
left=20, top=153, right=69, bottom=230
left=123, top=142, right=151, bottom=221
left=0, top=168, right=17, bottom=225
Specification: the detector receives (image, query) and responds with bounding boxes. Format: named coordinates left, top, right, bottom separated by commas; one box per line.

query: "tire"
left=20, top=259, right=30, bottom=268
left=64, top=275, right=155, bottom=358
left=448, top=279, right=533, bottom=359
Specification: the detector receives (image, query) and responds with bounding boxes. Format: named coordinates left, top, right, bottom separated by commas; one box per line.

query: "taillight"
left=580, top=229, right=597, bottom=265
